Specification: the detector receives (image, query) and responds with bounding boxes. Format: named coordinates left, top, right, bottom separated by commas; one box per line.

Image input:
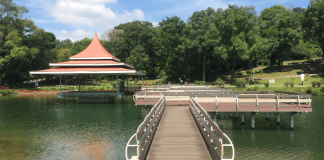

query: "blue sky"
left=14, top=0, right=310, bottom=42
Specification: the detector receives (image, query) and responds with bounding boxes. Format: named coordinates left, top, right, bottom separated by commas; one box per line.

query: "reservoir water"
left=0, top=94, right=323, bottom=159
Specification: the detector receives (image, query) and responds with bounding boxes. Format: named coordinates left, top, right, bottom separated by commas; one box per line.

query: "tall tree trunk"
left=230, top=70, right=234, bottom=83
left=321, top=44, right=324, bottom=64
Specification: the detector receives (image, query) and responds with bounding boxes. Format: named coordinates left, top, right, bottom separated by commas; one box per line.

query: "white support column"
left=60, top=75, right=62, bottom=93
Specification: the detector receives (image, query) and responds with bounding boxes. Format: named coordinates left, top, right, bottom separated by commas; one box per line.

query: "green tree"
left=154, top=16, right=186, bottom=80
left=259, top=5, right=303, bottom=70
left=126, top=45, right=150, bottom=74
left=305, top=0, right=324, bottom=63
left=0, top=0, right=40, bottom=84
left=208, top=5, right=257, bottom=82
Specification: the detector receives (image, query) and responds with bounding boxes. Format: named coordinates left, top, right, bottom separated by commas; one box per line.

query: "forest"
left=0, top=0, right=323, bottom=85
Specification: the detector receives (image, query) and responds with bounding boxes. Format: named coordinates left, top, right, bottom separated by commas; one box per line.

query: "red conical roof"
left=70, top=32, right=119, bottom=61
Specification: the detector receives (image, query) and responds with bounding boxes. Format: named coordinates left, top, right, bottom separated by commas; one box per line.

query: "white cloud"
left=49, top=0, right=145, bottom=28
left=153, top=0, right=229, bottom=16
left=49, top=29, right=95, bottom=42
left=152, top=21, right=159, bottom=27
left=61, top=30, right=68, bottom=34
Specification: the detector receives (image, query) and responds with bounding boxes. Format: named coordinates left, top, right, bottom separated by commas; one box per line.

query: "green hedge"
left=193, top=80, right=206, bottom=85
left=0, top=90, right=16, bottom=95
left=217, top=82, right=225, bottom=87
left=284, top=82, right=295, bottom=87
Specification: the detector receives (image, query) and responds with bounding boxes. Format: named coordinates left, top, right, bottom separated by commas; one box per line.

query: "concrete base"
left=57, top=92, right=122, bottom=99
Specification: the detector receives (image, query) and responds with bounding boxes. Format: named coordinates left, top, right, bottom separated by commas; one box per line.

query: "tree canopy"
left=0, top=0, right=323, bottom=85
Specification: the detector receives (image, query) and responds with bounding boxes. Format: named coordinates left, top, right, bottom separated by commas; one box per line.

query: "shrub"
left=236, top=79, right=247, bottom=87
left=217, top=81, right=225, bottom=87
left=312, top=81, right=323, bottom=87
left=0, top=89, right=16, bottom=95
left=193, top=80, right=206, bottom=85
left=316, top=81, right=322, bottom=87
left=284, top=82, right=294, bottom=87
left=311, top=81, right=317, bottom=87
left=134, top=78, right=138, bottom=84
left=264, top=82, right=269, bottom=88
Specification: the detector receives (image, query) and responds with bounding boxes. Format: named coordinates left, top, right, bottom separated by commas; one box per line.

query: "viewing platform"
left=133, top=85, right=312, bottom=129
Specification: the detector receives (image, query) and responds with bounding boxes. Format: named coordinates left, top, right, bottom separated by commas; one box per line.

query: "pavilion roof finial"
left=69, top=32, right=119, bottom=61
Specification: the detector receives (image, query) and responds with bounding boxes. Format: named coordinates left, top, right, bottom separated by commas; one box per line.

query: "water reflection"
left=0, top=94, right=143, bottom=160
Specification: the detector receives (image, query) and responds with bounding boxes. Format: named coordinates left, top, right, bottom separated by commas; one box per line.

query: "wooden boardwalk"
left=146, top=106, right=212, bottom=160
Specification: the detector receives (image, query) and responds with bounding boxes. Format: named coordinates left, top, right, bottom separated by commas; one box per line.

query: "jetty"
left=125, top=85, right=312, bottom=160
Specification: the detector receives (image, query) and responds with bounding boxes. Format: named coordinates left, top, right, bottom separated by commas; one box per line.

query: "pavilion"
left=30, top=32, right=145, bottom=97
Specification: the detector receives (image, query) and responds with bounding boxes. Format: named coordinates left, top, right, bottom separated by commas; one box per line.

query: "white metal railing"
left=125, top=95, right=166, bottom=160
left=189, top=97, right=235, bottom=160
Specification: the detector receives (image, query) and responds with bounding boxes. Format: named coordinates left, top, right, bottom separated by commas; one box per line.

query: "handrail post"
left=215, top=96, right=218, bottom=113
left=236, top=95, right=238, bottom=112
left=276, top=95, right=279, bottom=112
left=297, top=95, right=300, bottom=112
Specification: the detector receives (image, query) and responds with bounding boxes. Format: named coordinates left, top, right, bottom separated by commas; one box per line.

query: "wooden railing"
left=189, top=97, right=235, bottom=160
left=125, top=95, right=166, bottom=160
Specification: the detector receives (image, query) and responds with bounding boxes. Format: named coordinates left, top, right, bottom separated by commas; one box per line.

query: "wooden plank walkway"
left=146, top=106, right=212, bottom=160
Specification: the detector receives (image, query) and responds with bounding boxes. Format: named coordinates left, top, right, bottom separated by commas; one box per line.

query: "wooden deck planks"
left=146, top=106, right=212, bottom=160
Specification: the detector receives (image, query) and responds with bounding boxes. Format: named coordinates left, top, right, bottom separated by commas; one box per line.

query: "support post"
left=297, top=95, right=300, bottom=112
left=145, top=90, right=147, bottom=106
left=277, top=112, right=280, bottom=124
left=236, top=95, right=238, bottom=112
left=215, top=96, right=218, bottom=113
left=60, top=75, right=62, bottom=93
left=127, top=74, right=129, bottom=92
left=78, top=76, right=80, bottom=92
left=266, top=113, right=270, bottom=120
left=117, top=74, right=119, bottom=94
left=251, top=112, right=256, bottom=129
left=256, top=95, right=258, bottom=112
